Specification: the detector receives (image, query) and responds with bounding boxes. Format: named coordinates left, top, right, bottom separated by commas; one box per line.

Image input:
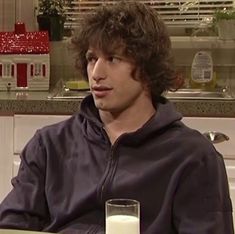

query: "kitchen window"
left=64, top=0, right=235, bottom=36
left=1, top=1, right=234, bottom=35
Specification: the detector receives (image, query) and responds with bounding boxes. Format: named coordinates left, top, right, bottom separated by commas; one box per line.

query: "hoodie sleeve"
left=173, top=151, right=234, bottom=234
left=0, top=132, right=50, bottom=231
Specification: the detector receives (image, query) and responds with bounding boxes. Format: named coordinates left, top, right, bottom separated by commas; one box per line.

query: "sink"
left=164, top=89, right=235, bottom=100
left=48, top=85, right=235, bottom=100
left=47, top=79, right=90, bottom=100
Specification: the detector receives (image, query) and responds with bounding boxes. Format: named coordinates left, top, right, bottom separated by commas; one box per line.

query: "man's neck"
left=99, top=100, right=156, bottom=144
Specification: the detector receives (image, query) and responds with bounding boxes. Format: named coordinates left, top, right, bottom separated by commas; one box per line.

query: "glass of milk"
left=105, top=198, right=140, bottom=234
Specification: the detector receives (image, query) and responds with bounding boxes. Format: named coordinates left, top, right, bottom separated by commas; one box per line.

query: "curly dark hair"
left=72, top=1, right=178, bottom=98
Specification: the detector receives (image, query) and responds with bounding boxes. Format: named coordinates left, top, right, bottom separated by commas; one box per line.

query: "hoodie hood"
left=78, top=95, right=183, bottom=143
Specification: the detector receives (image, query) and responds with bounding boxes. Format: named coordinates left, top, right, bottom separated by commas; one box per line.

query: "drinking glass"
left=105, top=199, right=140, bottom=234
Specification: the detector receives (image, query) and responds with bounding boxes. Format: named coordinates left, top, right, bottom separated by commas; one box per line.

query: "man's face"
left=86, top=47, right=150, bottom=113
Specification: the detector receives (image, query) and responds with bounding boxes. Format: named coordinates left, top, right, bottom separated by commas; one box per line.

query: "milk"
left=106, top=214, right=140, bottom=234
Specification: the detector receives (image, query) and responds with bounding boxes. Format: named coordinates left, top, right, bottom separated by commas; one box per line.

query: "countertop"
left=0, top=91, right=235, bottom=117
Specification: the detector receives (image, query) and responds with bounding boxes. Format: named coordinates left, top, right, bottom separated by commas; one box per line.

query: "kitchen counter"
left=0, top=91, right=235, bottom=117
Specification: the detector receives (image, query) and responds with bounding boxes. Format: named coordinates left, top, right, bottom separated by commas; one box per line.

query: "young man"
left=0, top=1, right=233, bottom=233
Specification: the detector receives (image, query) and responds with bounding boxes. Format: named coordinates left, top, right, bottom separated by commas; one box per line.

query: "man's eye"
left=86, top=55, right=97, bottom=63
left=108, top=56, right=121, bottom=63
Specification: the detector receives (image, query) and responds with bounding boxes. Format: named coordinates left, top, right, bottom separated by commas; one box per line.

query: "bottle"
left=190, top=51, right=216, bottom=90
left=190, top=19, right=217, bottom=90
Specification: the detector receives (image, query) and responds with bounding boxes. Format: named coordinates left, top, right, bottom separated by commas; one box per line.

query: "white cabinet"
left=0, top=116, right=13, bottom=202
left=12, top=156, right=21, bottom=178
left=225, top=159, right=235, bottom=209
left=183, top=117, right=235, bottom=158
left=183, top=117, right=235, bottom=225
left=14, top=114, right=70, bottom=154
left=13, top=114, right=70, bottom=175
left=0, top=114, right=70, bottom=202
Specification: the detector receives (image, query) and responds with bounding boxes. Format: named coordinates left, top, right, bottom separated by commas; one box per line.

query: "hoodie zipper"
left=99, top=147, right=115, bottom=203
left=98, top=127, right=131, bottom=203
left=99, top=129, right=127, bottom=204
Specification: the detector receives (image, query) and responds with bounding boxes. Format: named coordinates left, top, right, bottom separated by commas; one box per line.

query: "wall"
left=0, top=0, right=37, bottom=31
left=49, top=39, right=80, bottom=89
left=0, top=0, right=15, bottom=31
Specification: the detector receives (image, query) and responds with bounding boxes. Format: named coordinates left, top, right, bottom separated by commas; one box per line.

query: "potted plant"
left=213, top=9, right=235, bottom=40
left=37, top=0, right=71, bottom=41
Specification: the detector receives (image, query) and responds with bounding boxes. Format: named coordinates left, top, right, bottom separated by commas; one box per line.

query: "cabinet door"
left=0, top=116, right=13, bottom=202
left=182, top=117, right=235, bottom=158
left=0, top=114, right=70, bottom=202
left=225, top=159, right=235, bottom=225
left=13, top=114, right=71, bottom=178
left=182, top=117, right=235, bottom=224
left=14, top=114, right=70, bottom=154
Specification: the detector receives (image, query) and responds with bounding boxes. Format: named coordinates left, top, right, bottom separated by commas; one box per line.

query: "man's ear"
left=142, top=79, right=152, bottom=97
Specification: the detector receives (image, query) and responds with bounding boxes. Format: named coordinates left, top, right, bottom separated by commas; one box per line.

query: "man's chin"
left=94, top=100, right=108, bottom=111
left=95, top=102, right=118, bottom=113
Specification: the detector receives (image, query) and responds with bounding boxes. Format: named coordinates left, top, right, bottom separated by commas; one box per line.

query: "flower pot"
left=37, top=15, right=65, bottom=41
left=217, top=19, right=235, bottom=40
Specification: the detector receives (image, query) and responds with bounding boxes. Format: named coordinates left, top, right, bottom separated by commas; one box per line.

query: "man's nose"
left=92, top=58, right=106, bottom=81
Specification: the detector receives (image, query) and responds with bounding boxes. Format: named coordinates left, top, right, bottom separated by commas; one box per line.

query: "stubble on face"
left=92, top=66, right=145, bottom=114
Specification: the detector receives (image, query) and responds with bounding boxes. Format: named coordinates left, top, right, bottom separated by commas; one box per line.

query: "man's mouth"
left=91, top=85, right=113, bottom=97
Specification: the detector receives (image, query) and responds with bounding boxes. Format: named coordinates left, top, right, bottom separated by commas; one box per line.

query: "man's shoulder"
left=37, top=113, right=81, bottom=139
left=170, top=121, right=220, bottom=160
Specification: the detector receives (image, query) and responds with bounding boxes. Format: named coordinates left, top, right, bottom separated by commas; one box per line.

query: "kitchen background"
left=0, top=1, right=235, bottom=222
left=0, top=0, right=235, bottom=95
